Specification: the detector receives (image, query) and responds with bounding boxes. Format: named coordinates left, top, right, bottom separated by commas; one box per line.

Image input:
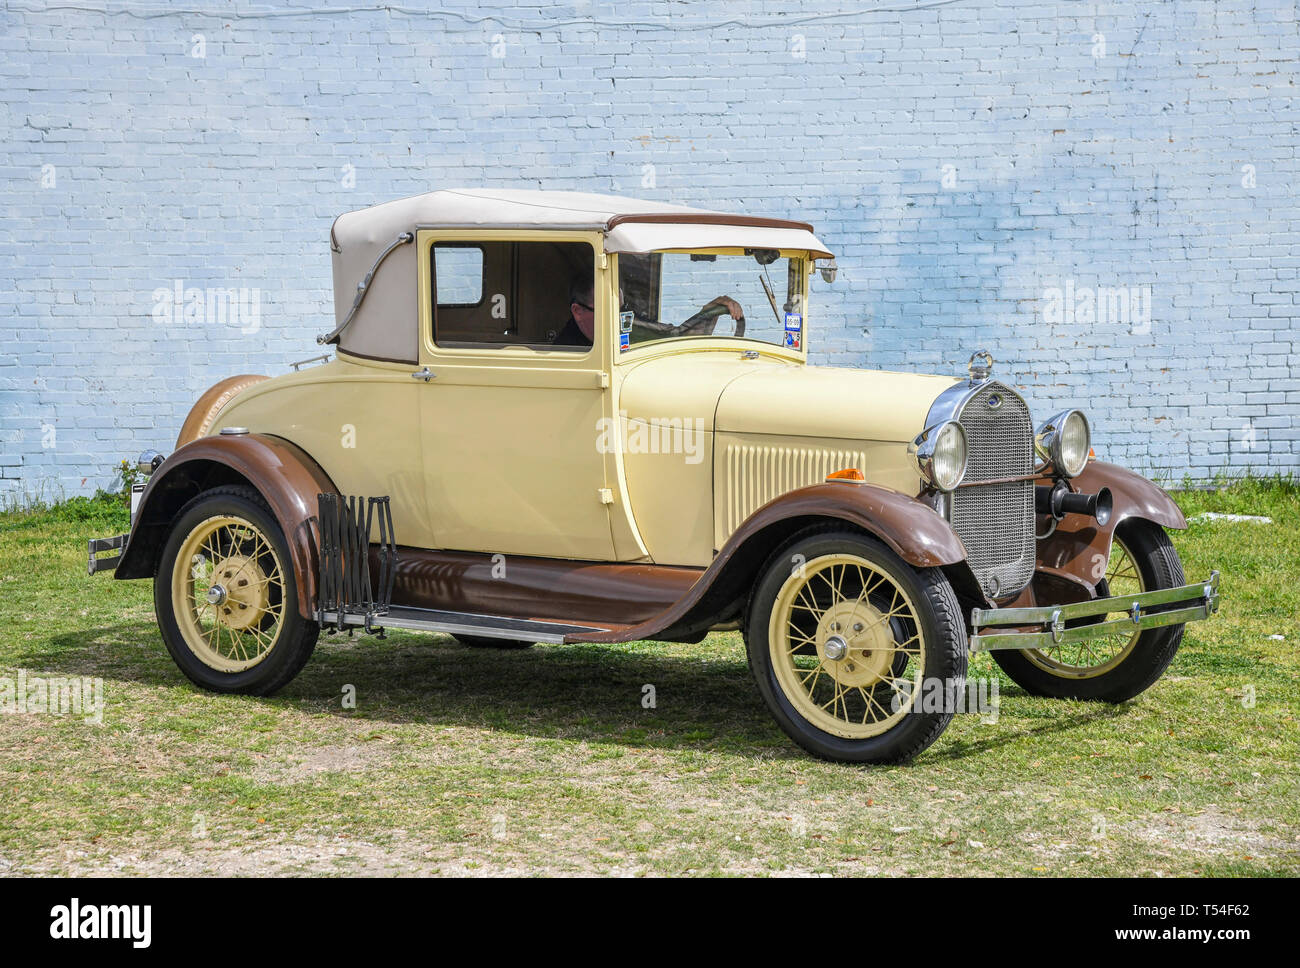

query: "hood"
left=620, top=354, right=960, bottom=442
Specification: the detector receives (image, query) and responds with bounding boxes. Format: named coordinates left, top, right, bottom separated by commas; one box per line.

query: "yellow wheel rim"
left=171, top=515, right=285, bottom=673
left=768, top=553, right=926, bottom=740
left=1024, top=533, right=1145, bottom=679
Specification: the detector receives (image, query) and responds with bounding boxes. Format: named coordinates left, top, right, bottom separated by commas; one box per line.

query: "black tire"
left=154, top=485, right=319, bottom=695
left=453, top=634, right=536, bottom=650
left=992, top=519, right=1185, bottom=702
left=744, top=529, right=967, bottom=764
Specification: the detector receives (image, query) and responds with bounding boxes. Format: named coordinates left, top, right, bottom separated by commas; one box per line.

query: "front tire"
left=154, top=485, right=318, bottom=695
left=992, top=519, right=1185, bottom=702
left=744, top=529, right=967, bottom=764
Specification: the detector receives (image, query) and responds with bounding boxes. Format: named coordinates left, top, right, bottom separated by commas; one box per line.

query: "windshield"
left=617, top=251, right=806, bottom=351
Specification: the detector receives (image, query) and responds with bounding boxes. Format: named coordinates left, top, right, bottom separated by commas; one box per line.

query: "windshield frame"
left=610, top=247, right=812, bottom=362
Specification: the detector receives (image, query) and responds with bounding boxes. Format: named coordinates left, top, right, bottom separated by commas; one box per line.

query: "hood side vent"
left=723, top=444, right=869, bottom=539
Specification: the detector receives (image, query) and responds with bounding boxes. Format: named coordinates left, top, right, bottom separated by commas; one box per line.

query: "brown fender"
left=1035, top=460, right=1186, bottom=600
left=175, top=374, right=270, bottom=449
left=114, top=433, right=338, bottom=619
left=572, top=481, right=969, bottom=643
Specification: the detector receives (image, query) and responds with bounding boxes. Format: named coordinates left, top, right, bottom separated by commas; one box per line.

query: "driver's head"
left=569, top=275, right=595, bottom=340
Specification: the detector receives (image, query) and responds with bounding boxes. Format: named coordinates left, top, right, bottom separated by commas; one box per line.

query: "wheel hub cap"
left=817, top=601, right=895, bottom=688
left=208, top=554, right=269, bottom=631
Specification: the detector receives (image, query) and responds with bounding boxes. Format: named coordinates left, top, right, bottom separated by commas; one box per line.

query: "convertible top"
left=327, top=189, right=832, bottom=363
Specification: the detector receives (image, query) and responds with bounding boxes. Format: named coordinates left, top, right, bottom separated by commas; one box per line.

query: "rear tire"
left=992, top=519, right=1185, bottom=702
left=154, top=485, right=318, bottom=695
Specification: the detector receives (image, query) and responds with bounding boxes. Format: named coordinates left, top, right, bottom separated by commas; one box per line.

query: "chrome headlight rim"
left=1034, top=409, right=1091, bottom=478
left=908, top=420, right=968, bottom=492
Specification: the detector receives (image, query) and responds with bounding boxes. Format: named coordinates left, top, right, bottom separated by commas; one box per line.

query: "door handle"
left=410, top=367, right=436, bottom=382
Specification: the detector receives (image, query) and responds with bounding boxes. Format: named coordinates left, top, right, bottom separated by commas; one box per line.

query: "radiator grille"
left=950, top=382, right=1036, bottom=598
left=724, top=444, right=869, bottom=536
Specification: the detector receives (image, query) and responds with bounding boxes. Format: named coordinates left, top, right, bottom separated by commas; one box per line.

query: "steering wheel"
left=677, top=302, right=746, bottom=338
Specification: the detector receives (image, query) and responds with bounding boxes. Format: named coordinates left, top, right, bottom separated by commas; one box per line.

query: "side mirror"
left=817, top=258, right=838, bottom=284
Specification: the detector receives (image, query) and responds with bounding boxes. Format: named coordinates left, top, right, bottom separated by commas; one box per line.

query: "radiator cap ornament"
left=969, top=350, right=994, bottom=384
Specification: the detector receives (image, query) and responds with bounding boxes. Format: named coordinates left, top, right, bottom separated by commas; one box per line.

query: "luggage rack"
left=314, top=492, right=612, bottom=643
left=317, top=493, right=396, bottom=634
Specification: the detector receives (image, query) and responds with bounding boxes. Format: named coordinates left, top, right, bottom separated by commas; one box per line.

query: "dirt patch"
left=248, top=744, right=394, bottom=784
left=1129, top=805, right=1293, bottom=857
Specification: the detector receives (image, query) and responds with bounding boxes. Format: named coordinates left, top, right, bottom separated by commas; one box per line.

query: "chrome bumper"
left=88, top=533, right=127, bottom=575
left=969, top=571, right=1221, bottom=652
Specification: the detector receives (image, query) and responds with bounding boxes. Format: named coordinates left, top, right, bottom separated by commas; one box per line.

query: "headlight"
left=908, top=420, right=967, bottom=492
left=1035, top=409, right=1091, bottom=477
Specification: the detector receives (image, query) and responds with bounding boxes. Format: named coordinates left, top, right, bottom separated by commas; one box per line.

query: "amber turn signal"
left=826, top=468, right=865, bottom=483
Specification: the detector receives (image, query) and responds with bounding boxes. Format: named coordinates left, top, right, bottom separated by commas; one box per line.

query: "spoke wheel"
left=155, top=486, right=318, bottom=696
left=992, top=519, right=1187, bottom=703
left=1022, top=533, right=1145, bottom=679
left=172, top=515, right=286, bottom=673
left=769, top=554, right=925, bottom=740
left=745, top=529, right=966, bottom=764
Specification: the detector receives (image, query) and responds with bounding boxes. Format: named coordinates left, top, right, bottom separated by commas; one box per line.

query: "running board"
left=317, top=605, right=609, bottom=644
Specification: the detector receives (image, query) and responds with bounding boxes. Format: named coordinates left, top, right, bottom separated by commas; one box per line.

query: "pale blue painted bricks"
left=0, top=0, right=1295, bottom=501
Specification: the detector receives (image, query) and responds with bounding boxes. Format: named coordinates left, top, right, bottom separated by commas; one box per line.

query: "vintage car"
left=89, top=189, right=1220, bottom=763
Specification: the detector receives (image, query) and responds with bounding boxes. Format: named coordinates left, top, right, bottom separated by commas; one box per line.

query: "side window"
left=431, top=240, right=594, bottom=351
left=434, top=245, right=483, bottom=306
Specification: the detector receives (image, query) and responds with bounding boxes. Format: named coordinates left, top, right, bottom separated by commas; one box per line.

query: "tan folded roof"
left=328, top=189, right=833, bottom=363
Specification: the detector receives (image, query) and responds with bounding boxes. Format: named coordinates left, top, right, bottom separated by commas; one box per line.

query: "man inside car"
left=553, top=276, right=744, bottom=347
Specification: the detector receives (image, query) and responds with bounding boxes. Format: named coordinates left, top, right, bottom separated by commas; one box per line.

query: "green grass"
left=0, top=481, right=1296, bottom=876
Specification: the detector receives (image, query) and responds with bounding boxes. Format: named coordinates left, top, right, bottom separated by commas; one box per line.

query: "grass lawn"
left=0, top=480, right=1297, bottom=876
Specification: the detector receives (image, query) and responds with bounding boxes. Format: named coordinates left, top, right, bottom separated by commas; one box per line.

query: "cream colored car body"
left=216, top=231, right=953, bottom=570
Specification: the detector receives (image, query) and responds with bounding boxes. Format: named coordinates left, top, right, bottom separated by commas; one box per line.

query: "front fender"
left=574, top=481, right=969, bottom=643
left=1035, top=460, right=1185, bottom=598
left=745, top=481, right=968, bottom=568
left=115, top=433, right=338, bottom=619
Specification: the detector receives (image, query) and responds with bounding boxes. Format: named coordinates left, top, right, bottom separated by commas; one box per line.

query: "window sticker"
left=784, top=312, right=802, bottom=332
left=784, top=330, right=801, bottom=350
left=620, top=310, right=634, bottom=333
left=619, top=331, right=631, bottom=351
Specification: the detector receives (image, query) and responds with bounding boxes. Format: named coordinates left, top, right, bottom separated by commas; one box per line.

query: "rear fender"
left=114, top=433, right=338, bottom=619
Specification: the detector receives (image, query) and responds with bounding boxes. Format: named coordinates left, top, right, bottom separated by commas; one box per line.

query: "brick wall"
left=1, top=0, right=1296, bottom=500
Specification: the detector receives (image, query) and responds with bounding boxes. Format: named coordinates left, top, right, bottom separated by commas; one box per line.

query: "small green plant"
left=118, top=459, right=143, bottom=504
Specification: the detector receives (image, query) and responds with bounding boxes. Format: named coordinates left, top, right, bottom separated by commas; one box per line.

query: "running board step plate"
left=318, top=605, right=609, bottom=644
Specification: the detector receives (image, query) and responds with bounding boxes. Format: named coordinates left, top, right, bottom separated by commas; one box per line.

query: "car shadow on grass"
left=35, top=621, right=786, bottom=756
left=33, top=621, right=1129, bottom=763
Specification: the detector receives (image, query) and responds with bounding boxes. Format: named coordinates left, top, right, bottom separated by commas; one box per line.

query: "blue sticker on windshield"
left=785, top=312, right=802, bottom=332
left=619, top=331, right=631, bottom=351
left=784, top=331, right=801, bottom=350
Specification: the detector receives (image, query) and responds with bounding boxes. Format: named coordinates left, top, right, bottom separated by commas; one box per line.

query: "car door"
left=413, top=229, right=618, bottom=562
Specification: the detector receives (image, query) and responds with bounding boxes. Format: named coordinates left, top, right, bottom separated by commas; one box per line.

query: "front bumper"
left=969, top=571, right=1221, bottom=651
